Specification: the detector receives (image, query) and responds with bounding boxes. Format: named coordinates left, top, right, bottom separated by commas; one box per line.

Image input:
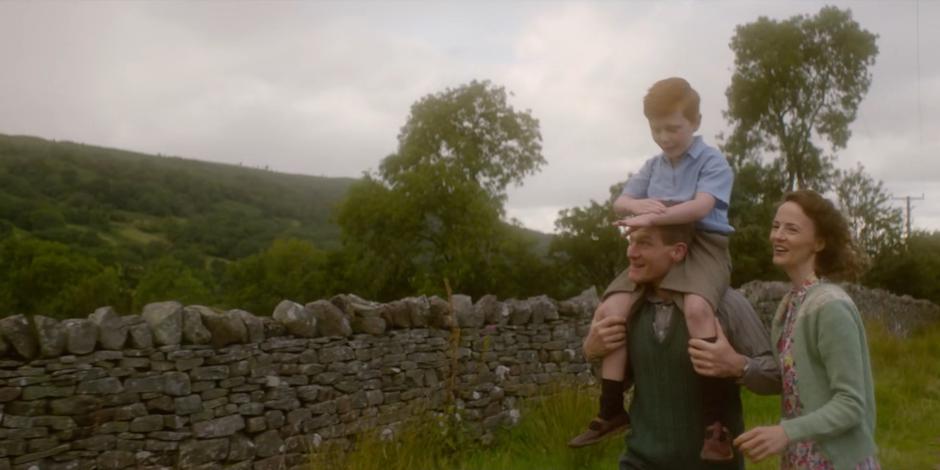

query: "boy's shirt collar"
left=686, top=135, right=706, bottom=159
left=657, top=135, right=705, bottom=163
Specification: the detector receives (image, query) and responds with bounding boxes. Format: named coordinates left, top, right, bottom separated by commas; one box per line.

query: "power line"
left=893, top=194, right=925, bottom=239
left=916, top=0, right=923, bottom=144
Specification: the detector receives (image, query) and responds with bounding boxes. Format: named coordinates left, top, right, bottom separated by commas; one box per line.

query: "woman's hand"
left=733, top=425, right=789, bottom=462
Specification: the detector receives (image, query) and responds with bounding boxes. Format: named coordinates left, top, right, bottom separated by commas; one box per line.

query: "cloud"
left=502, top=1, right=940, bottom=232
left=0, top=1, right=937, bottom=234
left=0, top=1, right=465, bottom=176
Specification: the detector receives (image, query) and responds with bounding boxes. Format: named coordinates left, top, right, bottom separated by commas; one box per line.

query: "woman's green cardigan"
left=771, top=283, right=878, bottom=470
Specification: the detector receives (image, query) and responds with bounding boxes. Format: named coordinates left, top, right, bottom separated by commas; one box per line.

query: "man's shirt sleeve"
left=718, top=289, right=782, bottom=395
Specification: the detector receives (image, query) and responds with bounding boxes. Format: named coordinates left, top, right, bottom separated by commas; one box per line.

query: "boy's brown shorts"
left=603, top=231, right=731, bottom=311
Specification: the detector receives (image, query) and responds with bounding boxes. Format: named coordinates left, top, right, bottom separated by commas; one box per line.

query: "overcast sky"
left=1, top=1, right=937, bottom=233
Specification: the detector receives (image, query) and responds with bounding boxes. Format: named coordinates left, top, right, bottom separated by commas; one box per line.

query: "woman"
left=734, top=190, right=879, bottom=469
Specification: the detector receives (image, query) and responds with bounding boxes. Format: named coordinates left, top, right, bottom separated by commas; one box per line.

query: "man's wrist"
left=583, top=340, right=600, bottom=362
left=738, top=357, right=751, bottom=379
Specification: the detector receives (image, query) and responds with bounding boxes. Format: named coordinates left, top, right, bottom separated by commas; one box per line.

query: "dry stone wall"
left=738, top=280, right=940, bottom=337
left=0, top=290, right=600, bottom=470
left=0, top=282, right=936, bottom=470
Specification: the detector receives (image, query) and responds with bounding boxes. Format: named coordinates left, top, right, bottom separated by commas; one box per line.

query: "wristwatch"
left=739, top=358, right=751, bottom=379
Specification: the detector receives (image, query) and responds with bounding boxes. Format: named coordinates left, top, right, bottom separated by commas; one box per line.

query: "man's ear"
left=670, top=242, right=689, bottom=262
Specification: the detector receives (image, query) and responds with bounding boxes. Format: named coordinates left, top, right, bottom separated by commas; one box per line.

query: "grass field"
left=310, top=320, right=940, bottom=469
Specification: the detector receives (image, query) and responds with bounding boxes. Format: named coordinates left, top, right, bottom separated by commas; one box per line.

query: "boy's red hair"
left=643, top=77, right=701, bottom=123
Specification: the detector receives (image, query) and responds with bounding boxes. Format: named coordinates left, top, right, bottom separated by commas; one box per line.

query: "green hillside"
left=0, top=133, right=364, bottom=317
left=0, top=133, right=556, bottom=256
left=0, top=133, right=557, bottom=318
left=0, top=133, right=356, bottom=257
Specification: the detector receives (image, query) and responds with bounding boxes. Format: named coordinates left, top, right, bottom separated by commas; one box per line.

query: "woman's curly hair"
left=782, top=190, right=864, bottom=281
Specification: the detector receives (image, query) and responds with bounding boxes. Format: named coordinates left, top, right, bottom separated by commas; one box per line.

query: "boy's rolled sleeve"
left=622, top=158, right=653, bottom=199
left=695, top=155, right=733, bottom=209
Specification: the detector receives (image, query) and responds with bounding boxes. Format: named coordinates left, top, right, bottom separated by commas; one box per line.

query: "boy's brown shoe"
left=567, top=413, right=631, bottom=448
left=700, top=421, right=734, bottom=462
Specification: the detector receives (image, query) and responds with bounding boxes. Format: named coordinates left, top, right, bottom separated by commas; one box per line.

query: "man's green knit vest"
left=620, top=301, right=745, bottom=470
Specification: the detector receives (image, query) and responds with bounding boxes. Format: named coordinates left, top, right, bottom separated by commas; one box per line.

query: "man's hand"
left=734, top=425, right=789, bottom=462
left=688, top=317, right=747, bottom=378
left=613, top=213, right=656, bottom=236
left=583, top=315, right=627, bottom=361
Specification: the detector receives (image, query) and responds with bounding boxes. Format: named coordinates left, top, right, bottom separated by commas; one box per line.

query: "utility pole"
left=893, top=194, right=925, bottom=239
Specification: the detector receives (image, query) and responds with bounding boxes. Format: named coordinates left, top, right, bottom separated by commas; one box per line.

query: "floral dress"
left=777, top=278, right=880, bottom=470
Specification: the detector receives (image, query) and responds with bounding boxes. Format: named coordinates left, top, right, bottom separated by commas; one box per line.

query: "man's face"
left=647, top=109, right=700, bottom=162
left=626, top=227, right=686, bottom=285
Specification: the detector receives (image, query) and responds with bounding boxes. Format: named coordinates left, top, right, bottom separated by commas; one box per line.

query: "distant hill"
left=0, top=133, right=360, bottom=260
left=0, top=133, right=559, bottom=318
left=0, top=133, right=553, bottom=262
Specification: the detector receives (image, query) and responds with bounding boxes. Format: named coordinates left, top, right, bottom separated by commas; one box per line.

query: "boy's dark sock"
left=699, top=336, right=726, bottom=425
left=599, top=379, right=626, bottom=420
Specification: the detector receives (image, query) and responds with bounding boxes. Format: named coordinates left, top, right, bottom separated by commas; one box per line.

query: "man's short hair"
left=653, top=223, right=695, bottom=247
left=643, top=77, right=701, bottom=123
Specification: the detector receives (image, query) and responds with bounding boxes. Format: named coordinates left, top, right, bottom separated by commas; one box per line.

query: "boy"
left=568, top=77, right=735, bottom=462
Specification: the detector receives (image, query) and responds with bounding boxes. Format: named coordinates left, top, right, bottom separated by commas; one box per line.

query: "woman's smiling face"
left=770, top=201, right=824, bottom=277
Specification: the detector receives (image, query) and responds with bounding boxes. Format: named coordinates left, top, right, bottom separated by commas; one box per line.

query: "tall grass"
left=308, top=383, right=621, bottom=470
left=458, top=383, right=625, bottom=470
left=307, top=414, right=468, bottom=470
left=865, top=321, right=940, bottom=469
left=310, top=320, right=940, bottom=469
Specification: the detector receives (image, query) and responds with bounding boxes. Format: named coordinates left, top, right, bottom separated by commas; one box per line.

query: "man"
left=581, top=223, right=780, bottom=469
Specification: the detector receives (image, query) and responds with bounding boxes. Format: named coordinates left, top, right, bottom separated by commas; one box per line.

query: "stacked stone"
left=739, top=280, right=940, bottom=337
left=447, top=293, right=597, bottom=445
left=0, top=289, right=600, bottom=470
left=1, top=281, right=936, bottom=468
left=841, top=283, right=940, bottom=337
left=0, top=349, right=192, bottom=469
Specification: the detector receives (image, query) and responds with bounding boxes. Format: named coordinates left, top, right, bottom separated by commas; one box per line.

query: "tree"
left=61, top=267, right=125, bottom=317
left=834, top=163, right=903, bottom=258
left=133, top=257, right=211, bottom=311
left=337, top=80, right=546, bottom=300
left=865, top=231, right=940, bottom=305
left=725, top=158, right=787, bottom=286
left=479, top=221, right=559, bottom=299
left=28, top=206, right=66, bottom=231
left=0, top=236, right=125, bottom=318
left=380, top=80, right=544, bottom=205
left=721, top=6, right=888, bottom=285
left=223, top=238, right=332, bottom=314
left=724, top=6, right=878, bottom=192
left=549, top=183, right=628, bottom=295
left=334, top=177, right=419, bottom=300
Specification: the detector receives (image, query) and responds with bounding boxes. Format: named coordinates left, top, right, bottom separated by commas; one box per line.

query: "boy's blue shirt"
left=621, top=136, right=734, bottom=234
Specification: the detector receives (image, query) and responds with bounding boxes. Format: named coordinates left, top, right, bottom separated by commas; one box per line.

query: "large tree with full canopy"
left=336, top=80, right=549, bottom=300
left=723, top=6, right=878, bottom=191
